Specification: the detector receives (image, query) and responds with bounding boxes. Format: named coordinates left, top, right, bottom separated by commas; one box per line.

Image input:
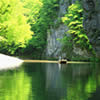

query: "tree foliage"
left=21, top=0, right=59, bottom=55
left=0, top=0, right=33, bottom=54
left=0, top=0, right=60, bottom=55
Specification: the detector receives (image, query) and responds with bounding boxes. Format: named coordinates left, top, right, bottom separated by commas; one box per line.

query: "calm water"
left=0, top=62, right=100, bottom=100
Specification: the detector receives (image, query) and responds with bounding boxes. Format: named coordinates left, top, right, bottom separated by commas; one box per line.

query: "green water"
left=0, top=63, right=100, bottom=100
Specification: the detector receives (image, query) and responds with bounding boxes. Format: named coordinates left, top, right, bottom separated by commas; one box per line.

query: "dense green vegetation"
left=0, top=0, right=33, bottom=54
left=0, top=0, right=59, bottom=56
left=22, top=0, right=59, bottom=56
left=62, top=1, right=94, bottom=54
left=0, top=0, right=98, bottom=60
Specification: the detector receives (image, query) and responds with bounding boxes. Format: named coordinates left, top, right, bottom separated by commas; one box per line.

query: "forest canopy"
left=0, top=0, right=95, bottom=60
left=0, top=0, right=33, bottom=54
left=0, top=0, right=59, bottom=55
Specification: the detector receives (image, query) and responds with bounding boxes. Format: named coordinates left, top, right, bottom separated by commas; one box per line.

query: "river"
left=0, top=62, right=100, bottom=100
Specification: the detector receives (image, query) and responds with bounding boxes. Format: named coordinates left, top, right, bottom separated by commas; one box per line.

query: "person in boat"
left=59, top=56, right=67, bottom=63
left=59, top=56, right=62, bottom=61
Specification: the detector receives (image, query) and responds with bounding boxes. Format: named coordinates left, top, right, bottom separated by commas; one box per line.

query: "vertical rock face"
left=46, top=0, right=90, bottom=60
left=46, top=0, right=75, bottom=59
left=83, top=0, right=100, bottom=58
left=46, top=25, right=68, bottom=58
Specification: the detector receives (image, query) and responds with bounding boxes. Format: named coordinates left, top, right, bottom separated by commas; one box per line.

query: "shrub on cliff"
left=62, top=1, right=93, bottom=53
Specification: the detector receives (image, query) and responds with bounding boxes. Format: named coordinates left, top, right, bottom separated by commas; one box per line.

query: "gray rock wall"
left=46, top=0, right=70, bottom=58
left=46, top=25, right=68, bottom=58
left=83, top=0, right=100, bottom=58
left=45, top=0, right=95, bottom=60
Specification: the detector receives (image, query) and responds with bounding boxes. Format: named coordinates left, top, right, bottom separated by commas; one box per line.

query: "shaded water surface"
left=0, top=63, right=100, bottom=100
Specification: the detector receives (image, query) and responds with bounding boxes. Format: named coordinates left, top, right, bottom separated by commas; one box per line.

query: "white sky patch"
left=0, top=54, right=23, bottom=70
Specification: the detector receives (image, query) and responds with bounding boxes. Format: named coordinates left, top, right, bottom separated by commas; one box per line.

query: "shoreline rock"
left=0, top=54, right=23, bottom=70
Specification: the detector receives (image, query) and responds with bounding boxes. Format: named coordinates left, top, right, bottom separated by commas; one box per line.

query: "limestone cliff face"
left=45, top=0, right=91, bottom=59
left=46, top=25, right=68, bottom=58
left=83, top=0, right=100, bottom=58
left=46, top=0, right=90, bottom=60
left=46, top=0, right=70, bottom=58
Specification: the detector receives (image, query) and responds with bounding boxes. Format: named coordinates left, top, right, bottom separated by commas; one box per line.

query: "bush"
left=62, top=1, right=94, bottom=53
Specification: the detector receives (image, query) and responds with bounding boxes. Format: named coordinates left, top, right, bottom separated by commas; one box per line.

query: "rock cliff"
left=46, top=0, right=89, bottom=60
left=83, top=0, right=100, bottom=58
left=46, top=0, right=99, bottom=60
left=46, top=0, right=70, bottom=59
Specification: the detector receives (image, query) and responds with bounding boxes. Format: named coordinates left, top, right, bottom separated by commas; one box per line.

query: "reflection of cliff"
left=46, top=64, right=61, bottom=89
left=45, top=63, right=66, bottom=100
left=24, top=63, right=46, bottom=100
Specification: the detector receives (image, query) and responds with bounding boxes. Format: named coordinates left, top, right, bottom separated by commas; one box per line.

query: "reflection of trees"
left=61, top=63, right=100, bottom=100
left=24, top=63, right=46, bottom=100
left=0, top=66, right=31, bottom=100
left=0, top=63, right=47, bottom=100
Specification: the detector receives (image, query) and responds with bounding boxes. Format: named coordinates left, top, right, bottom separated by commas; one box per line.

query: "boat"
left=59, top=59, right=67, bottom=64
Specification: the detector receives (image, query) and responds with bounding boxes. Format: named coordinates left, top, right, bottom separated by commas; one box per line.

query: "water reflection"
left=45, top=63, right=62, bottom=89
left=0, top=63, right=100, bottom=100
left=45, top=63, right=66, bottom=100
left=61, top=63, right=100, bottom=100
left=0, top=65, right=31, bottom=100
left=24, top=63, right=46, bottom=100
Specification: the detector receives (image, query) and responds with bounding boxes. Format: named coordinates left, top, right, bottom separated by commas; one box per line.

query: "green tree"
left=21, top=0, right=59, bottom=56
left=0, top=0, right=33, bottom=54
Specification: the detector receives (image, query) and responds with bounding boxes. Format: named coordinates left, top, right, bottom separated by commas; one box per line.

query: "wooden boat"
left=59, top=59, right=67, bottom=64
